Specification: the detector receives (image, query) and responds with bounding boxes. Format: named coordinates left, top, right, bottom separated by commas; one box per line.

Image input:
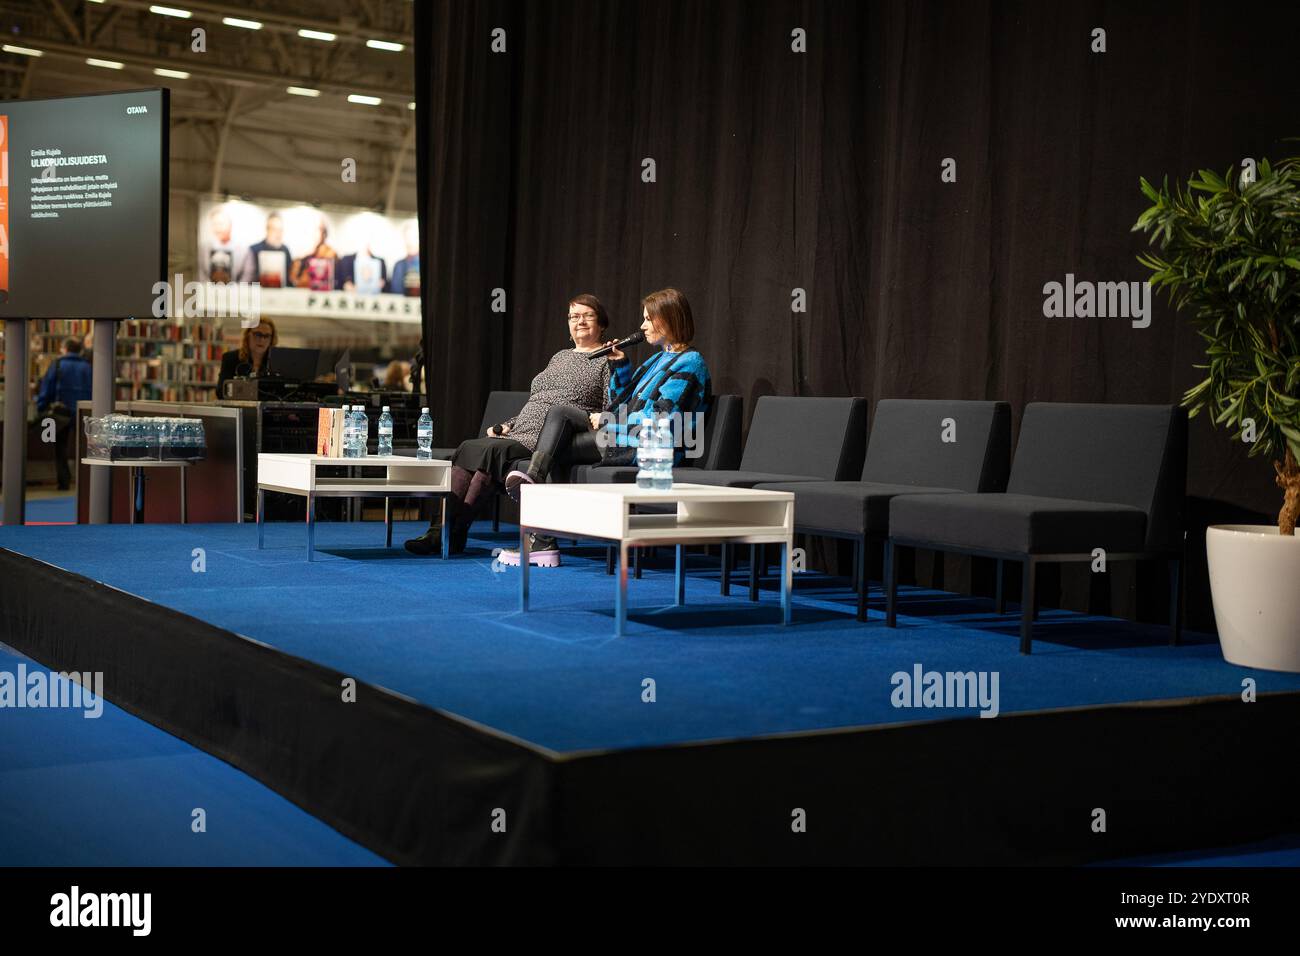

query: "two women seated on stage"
left=404, top=287, right=712, bottom=566
left=498, top=287, right=711, bottom=567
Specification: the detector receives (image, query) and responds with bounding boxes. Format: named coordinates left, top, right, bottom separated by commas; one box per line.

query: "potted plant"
left=1134, top=151, right=1300, bottom=671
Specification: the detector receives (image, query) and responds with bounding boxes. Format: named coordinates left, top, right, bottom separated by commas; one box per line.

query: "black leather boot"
left=403, top=523, right=442, bottom=556
left=505, top=452, right=552, bottom=503
left=448, top=509, right=476, bottom=554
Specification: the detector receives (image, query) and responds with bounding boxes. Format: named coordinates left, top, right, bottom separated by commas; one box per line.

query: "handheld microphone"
left=586, top=330, right=645, bottom=360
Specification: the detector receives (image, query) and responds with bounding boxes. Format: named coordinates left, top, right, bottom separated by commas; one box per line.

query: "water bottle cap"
left=382, top=406, right=390, bottom=412
left=421, top=407, right=429, bottom=414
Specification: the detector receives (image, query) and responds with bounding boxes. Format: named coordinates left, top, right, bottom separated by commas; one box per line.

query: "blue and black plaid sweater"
left=602, top=347, right=711, bottom=465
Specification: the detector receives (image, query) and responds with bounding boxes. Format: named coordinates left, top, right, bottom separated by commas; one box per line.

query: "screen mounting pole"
left=87, top=318, right=116, bottom=524
left=2, top=317, right=27, bottom=525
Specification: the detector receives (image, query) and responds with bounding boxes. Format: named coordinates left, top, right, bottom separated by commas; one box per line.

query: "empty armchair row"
left=598, top=394, right=1183, bottom=653
left=879, top=402, right=1186, bottom=653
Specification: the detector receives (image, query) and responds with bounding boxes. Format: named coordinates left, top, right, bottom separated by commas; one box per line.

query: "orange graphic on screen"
left=0, top=115, right=8, bottom=294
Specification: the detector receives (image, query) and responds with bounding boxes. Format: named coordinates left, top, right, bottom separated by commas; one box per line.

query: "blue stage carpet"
left=9, top=494, right=76, bottom=525
left=1102, top=835, right=1300, bottom=867
left=3, top=520, right=1299, bottom=755
left=0, top=643, right=387, bottom=866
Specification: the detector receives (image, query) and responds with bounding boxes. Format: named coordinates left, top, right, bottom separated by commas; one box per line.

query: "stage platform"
left=3, top=520, right=1299, bottom=865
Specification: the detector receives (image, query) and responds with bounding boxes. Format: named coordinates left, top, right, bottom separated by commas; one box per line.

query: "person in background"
left=388, top=221, right=420, bottom=296
left=290, top=217, right=338, bottom=290
left=198, top=206, right=236, bottom=282
left=381, top=361, right=411, bottom=391
left=236, top=213, right=292, bottom=287
left=217, top=319, right=279, bottom=395
left=336, top=242, right=388, bottom=295
left=36, top=337, right=93, bottom=490
left=500, top=287, right=711, bottom=567
left=404, top=294, right=611, bottom=557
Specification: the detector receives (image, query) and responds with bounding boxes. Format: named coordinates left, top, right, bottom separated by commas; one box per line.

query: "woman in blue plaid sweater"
left=501, top=288, right=712, bottom=567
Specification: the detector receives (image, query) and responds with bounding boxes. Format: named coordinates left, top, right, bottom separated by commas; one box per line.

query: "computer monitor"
left=270, top=347, right=321, bottom=382
left=333, top=349, right=352, bottom=394
left=314, top=348, right=342, bottom=377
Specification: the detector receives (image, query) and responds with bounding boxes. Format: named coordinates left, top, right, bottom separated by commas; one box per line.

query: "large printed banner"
left=198, top=198, right=420, bottom=320
left=182, top=284, right=422, bottom=324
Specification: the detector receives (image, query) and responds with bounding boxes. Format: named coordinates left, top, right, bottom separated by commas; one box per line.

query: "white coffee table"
left=518, top=482, right=795, bottom=636
left=257, top=453, right=452, bottom=561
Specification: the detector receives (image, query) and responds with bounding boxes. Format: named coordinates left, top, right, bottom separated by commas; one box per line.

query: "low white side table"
left=82, top=457, right=193, bottom=524
left=518, top=482, right=795, bottom=636
left=256, top=454, right=453, bottom=561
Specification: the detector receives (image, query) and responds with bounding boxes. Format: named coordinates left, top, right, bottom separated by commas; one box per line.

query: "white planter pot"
left=1206, top=524, right=1300, bottom=672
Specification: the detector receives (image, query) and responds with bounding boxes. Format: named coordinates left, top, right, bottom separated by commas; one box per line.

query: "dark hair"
left=568, top=293, right=609, bottom=332
left=63, top=337, right=83, bottom=354
left=642, top=288, right=695, bottom=349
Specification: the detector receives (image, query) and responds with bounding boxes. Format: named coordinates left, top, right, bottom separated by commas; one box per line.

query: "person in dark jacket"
left=217, top=319, right=279, bottom=396
left=335, top=246, right=388, bottom=294
left=235, top=212, right=293, bottom=286
left=36, top=337, right=94, bottom=490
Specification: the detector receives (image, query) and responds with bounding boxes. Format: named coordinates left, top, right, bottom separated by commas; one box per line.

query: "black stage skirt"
left=452, top=436, right=532, bottom=482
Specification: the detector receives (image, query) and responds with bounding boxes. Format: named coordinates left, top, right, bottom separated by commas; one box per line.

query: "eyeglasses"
left=567, top=313, right=597, bottom=323
left=250, top=331, right=272, bottom=340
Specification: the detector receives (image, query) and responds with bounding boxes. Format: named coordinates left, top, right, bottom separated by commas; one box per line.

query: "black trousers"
left=53, top=419, right=73, bottom=488
left=527, top=405, right=602, bottom=480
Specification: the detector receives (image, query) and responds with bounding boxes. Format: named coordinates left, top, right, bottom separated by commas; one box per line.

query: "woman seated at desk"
left=403, top=294, right=613, bottom=556
left=217, top=319, right=279, bottom=396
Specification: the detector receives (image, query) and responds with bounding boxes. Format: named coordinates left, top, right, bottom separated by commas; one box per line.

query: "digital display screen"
left=0, top=88, right=168, bottom=319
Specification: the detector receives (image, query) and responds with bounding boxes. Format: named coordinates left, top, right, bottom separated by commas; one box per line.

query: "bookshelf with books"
left=114, top=318, right=226, bottom=403
left=1, top=319, right=225, bottom=406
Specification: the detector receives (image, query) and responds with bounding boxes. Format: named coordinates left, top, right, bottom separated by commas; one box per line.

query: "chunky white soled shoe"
left=498, top=534, right=562, bottom=567
left=504, top=469, right=535, bottom=504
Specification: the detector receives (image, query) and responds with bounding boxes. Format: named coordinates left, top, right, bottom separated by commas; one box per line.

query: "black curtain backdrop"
left=416, top=0, right=1300, bottom=630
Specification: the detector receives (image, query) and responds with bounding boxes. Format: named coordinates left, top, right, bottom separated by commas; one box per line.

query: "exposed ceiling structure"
left=0, top=0, right=417, bottom=213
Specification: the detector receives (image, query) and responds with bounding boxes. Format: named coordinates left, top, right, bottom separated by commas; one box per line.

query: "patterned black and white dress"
left=452, top=349, right=610, bottom=480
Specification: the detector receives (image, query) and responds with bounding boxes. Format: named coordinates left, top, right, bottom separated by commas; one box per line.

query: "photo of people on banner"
left=198, top=199, right=419, bottom=298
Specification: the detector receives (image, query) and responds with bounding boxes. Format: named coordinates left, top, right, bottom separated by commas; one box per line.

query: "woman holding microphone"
left=403, top=293, right=612, bottom=555
left=501, top=287, right=712, bottom=567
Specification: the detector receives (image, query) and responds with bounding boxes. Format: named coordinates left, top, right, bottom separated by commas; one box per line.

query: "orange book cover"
left=317, top=408, right=332, bottom=456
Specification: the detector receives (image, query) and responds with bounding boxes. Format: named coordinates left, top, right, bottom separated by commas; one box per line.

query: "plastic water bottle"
left=341, top=405, right=355, bottom=458
left=352, top=405, right=369, bottom=457
left=652, top=417, right=674, bottom=489
left=636, top=418, right=657, bottom=489
left=416, top=408, right=433, bottom=460
left=378, top=406, right=394, bottom=457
